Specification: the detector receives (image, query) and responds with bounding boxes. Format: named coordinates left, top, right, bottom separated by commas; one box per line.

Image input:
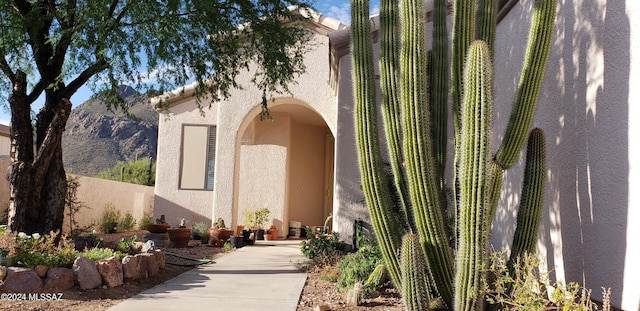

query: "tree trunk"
left=7, top=71, right=71, bottom=236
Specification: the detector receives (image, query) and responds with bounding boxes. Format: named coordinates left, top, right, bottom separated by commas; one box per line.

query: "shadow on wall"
left=494, top=1, right=630, bottom=308
left=153, top=195, right=212, bottom=229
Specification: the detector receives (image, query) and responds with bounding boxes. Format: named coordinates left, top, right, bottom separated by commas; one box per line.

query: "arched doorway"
left=235, top=100, right=334, bottom=238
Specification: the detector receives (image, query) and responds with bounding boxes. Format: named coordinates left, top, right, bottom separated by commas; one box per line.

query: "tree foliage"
left=96, top=157, right=156, bottom=186
left=0, top=0, right=313, bottom=235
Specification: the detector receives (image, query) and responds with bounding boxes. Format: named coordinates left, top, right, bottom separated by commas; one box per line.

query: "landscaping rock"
left=154, top=249, right=166, bottom=270
left=135, top=254, right=149, bottom=279
left=121, top=255, right=140, bottom=281
left=141, top=240, right=155, bottom=253
left=0, top=266, right=6, bottom=281
left=43, top=268, right=75, bottom=291
left=34, top=265, right=49, bottom=278
left=96, top=257, right=123, bottom=288
left=1, top=267, right=42, bottom=293
left=73, top=256, right=102, bottom=290
left=138, top=253, right=158, bottom=277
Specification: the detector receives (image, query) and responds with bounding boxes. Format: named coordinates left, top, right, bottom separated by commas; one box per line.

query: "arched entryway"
left=234, top=99, right=334, bottom=238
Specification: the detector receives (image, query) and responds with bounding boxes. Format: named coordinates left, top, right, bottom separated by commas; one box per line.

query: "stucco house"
left=152, top=1, right=640, bottom=309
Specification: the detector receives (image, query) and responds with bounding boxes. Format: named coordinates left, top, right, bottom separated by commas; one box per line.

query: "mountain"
left=62, top=86, right=158, bottom=177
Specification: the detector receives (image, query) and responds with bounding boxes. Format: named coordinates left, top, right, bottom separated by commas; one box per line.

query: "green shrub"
left=81, top=247, right=126, bottom=261
left=119, top=212, right=137, bottom=231
left=99, top=203, right=121, bottom=233
left=300, top=229, right=347, bottom=265
left=117, top=235, right=138, bottom=254
left=335, top=230, right=383, bottom=294
left=14, top=232, right=79, bottom=268
left=140, top=212, right=153, bottom=229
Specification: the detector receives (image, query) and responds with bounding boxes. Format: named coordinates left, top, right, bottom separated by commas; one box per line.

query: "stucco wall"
left=154, top=98, right=217, bottom=227
left=288, top=120, right=330, bottom=228
left=333, top=0, right=638, bottom=309
left=212, top=30, right=339, bottom=231
left=64, top=175, right=154, bottom=233
left=490, top=1, right=638, bottom=308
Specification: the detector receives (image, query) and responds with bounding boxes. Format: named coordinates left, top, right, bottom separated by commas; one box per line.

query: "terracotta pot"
left=209, top=228, right=234, bottom=241
left=147, top=223, right=171, bottom=233
left=268, top=225, right=279, bottom=240
left=167, top=228, right=191, bottom=248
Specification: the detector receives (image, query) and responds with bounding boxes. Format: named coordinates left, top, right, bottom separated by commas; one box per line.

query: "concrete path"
left=108, top=241, right=307, bottom=311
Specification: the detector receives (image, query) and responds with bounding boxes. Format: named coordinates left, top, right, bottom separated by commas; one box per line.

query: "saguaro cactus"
left=351, top=0, right=556, bottom=310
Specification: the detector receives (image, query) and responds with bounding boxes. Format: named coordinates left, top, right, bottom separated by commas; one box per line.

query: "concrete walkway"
left=108, top=241, right=307, bottom=311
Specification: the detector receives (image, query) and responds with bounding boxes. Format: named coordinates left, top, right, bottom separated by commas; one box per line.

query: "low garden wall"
left=0, top=158, right=154, bottom=235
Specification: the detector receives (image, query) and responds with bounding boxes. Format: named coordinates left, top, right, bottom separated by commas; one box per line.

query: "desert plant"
left=99, top=203, right=121, bottom=234
left=96, top=157, right=156, bottom=186
left=14, top=231, right=79, bottom=268
left=117, top=235, right=138, bottom=253
left=351, top=0, right=556, bottom=309
left=244, top=208, right=270, bottom=230
left=140, top=212, right=153, bottom=229
left=119, top=212, right=137, bottom=232
left=81, top=247, right=126, bottom=262
left=485, top=251, right=609, bottom=311
left=213, top=217, right=227, bottom=229
left=300, top=229, right=347, bottom=266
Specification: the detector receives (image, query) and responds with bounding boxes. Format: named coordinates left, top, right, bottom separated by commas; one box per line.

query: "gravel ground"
left=1, top=231, right=404, bottom=311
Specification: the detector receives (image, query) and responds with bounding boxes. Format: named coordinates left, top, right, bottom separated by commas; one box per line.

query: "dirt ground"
left=0, top=231, right=403, bottom=311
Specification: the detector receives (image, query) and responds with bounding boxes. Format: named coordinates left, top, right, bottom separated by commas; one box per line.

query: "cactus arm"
left=379, top=0, right=415, bottom=233
left=508, top=128, right=546, bottom=268
left=494, top=0, right=557, bottom=168
left=430, top=0, right=450, bottom=219
left=454, top=40, right=493, bottom=311
left=351, top=0, right=403, bottom=287
left=476, top=0, right=497, bottom=59
left=451, top=0, right=477, bottom=137
left=401, top=233, right=432, bottom=311
left=400, top=0, right=454, bottom=304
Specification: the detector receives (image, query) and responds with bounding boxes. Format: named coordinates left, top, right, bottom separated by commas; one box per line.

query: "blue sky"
left=0, top=1, right=378, bottom=126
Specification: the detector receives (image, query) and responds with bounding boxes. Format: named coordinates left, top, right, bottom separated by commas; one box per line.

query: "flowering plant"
left=300, top=228, right=347, bottom=263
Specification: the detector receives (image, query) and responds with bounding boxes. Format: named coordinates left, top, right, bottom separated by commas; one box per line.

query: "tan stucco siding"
left=212, top=32, right=339, bottom=231
left=288, top=121, right=330, bottom=228
left=490, top=0, right=638, bottom=308
left=154, top=98, right=218, bottom=227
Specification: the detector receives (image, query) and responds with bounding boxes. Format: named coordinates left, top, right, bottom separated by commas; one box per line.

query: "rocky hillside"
left=62, top=86, right=158, bottom=177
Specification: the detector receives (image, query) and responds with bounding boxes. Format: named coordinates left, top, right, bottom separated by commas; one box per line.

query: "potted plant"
left=167, top=218, right=191, bottom=248
left=192, top=222, right=209, bottom=244
left=209, top=217, right=234, bottom=242
left=243, top=208, right=270, bottom=241
left=147, top=214, right=171, bottom=233
left=266, top=225, right=279, bottom=240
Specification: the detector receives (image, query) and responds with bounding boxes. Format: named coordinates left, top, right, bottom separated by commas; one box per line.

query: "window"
left=180, top=125, right=216, bottom=190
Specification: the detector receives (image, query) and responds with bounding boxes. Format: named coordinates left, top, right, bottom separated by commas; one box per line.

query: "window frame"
left=178, top=124, right=217, bottom=191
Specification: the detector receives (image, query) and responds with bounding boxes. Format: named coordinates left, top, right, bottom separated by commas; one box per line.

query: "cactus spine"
left=401, top=234, right=431, bottom=311
left=351, top=0, right=556, bottom=310
left=351, top=0, right=403, bottom=287
left=454, top=40, right=494, bottom=311
left=508, top=128, right=547, bottom=268
left=400, top=0, right=454, bottom=304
